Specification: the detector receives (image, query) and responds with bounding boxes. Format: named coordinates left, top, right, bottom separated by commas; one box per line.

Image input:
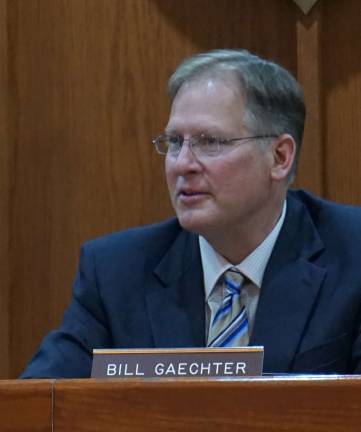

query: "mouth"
left=180, top=191, right=204, bottom=197
left=178, top=187, right=206, bottom=196
left=177, top=189, right=208, bottom=203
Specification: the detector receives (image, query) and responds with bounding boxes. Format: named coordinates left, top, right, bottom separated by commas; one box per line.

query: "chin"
left=176, top=211, right=215, bottom=236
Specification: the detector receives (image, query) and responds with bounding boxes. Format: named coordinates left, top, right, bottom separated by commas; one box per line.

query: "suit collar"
left=250, top=192, right=326, bottom=372
left=146, top=228, right=205, bottom=348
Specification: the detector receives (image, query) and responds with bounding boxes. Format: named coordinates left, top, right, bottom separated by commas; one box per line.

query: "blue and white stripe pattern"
left=208, top=268, right=249, bottom=347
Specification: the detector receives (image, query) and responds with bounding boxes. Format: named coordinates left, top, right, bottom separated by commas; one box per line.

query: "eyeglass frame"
left=152, top=133, right=279, bottom=157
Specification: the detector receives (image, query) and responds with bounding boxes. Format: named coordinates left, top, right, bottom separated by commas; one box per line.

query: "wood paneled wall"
left=0, top=0, right=10, bottom=378
left=322, top=1, right=361, bottom=203
left=0, top=0, right=360, bottom=378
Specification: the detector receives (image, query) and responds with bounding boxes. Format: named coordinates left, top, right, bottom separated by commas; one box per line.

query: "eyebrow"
left=164, top=128, right=228, bottom=137
left=164, top=129, right=179, bottom=135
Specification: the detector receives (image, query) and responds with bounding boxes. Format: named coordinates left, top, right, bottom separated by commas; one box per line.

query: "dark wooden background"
left=1, top=0, right=360, bottom=378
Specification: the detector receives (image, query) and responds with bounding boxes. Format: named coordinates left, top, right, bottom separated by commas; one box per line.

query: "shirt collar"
left=199, top=200, right=287, bottom=300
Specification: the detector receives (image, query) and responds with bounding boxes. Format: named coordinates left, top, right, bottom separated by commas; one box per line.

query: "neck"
left=204, top=195, right=286, bottom=264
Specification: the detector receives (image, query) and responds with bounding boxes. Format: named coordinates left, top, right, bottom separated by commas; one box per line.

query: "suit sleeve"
left=20, top=242, right=111, bottom=378
left=351, top=307, right=361, bottom=373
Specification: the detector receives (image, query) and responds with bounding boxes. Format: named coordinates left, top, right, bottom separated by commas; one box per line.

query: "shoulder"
left=289, top=189, right=361, bottom=219
left=288, top=189, right=361, bottom=241
left=80, top=217, right=185, bottom=262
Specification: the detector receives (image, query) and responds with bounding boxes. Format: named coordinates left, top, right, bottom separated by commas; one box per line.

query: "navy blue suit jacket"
left=22, top=190, right=361, bottom=378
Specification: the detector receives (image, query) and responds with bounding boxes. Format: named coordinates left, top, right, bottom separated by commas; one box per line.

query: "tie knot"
left=224, top=268, right=244, bottom=295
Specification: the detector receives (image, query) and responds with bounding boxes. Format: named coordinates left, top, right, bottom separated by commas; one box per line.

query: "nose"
left=171, top=140, right=201, bottom=174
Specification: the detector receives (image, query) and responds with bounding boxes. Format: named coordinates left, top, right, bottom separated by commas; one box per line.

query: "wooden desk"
left=0, top=379, right=53, bottom=432
left=2, top=376, right=361, bottom=431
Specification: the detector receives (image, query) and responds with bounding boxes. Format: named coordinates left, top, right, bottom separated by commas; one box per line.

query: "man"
left=22, top=49, right=361, bottom=378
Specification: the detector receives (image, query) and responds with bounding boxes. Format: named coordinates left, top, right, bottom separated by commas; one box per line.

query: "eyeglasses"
left=152, top=134, right=278, bottom=157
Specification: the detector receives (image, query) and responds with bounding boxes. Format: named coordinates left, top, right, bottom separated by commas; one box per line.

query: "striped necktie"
left=208, top=268, right=249, bottom=347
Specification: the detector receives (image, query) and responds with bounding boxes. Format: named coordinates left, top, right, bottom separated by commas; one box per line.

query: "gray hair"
left=168, top=49, right=305, bottom=181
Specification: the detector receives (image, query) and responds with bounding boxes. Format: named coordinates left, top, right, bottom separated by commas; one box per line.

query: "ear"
left=269, top=134, right=296, bottom=181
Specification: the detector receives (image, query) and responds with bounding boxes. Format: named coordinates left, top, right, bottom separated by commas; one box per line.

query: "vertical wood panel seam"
left=6, top=0, right=20, bottom=378
left=0, top=0, right=10, bottom=379
left=296, top=6, right=324, bottom=196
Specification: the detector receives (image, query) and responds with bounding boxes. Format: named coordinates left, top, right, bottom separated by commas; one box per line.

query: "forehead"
left=166, top=76, right=246, bottom=135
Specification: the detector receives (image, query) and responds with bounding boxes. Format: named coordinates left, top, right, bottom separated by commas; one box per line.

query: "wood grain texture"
left=0, top=380, right=52, bottom=431
left=0, top=0, right=10, bottom=379
left=54, top=377, right=361, bottom=431
left=6, top=0, right=174, bottom=377
left=294, top=5, right=323, bottom=195
left=322, top=0, right=361, bottom=204
left=5, top=0, right=297, bottom=377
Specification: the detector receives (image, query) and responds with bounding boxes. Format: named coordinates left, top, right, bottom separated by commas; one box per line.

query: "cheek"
left=213, top=155, right=268, bottom=195
left=214, top=156, right=251, bottom=184
left=165, top=159, right=176, bottom=190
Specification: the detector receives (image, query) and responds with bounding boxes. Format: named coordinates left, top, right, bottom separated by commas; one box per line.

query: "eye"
left=166, top=135, right=180, bottom=145
left=198, top=135, right=217, bottom=146
left=195, top=135, right=219, bottom=156
left=165, top=135, right=182, bottom=154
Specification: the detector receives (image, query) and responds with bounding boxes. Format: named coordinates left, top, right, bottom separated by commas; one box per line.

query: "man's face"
left=165, top=77, right=275, bottom=239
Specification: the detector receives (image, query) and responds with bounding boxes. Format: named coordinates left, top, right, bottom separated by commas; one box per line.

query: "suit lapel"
left=250, top=193, right=326, bottom=372
left=145, top=229, right=206, bottom=348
